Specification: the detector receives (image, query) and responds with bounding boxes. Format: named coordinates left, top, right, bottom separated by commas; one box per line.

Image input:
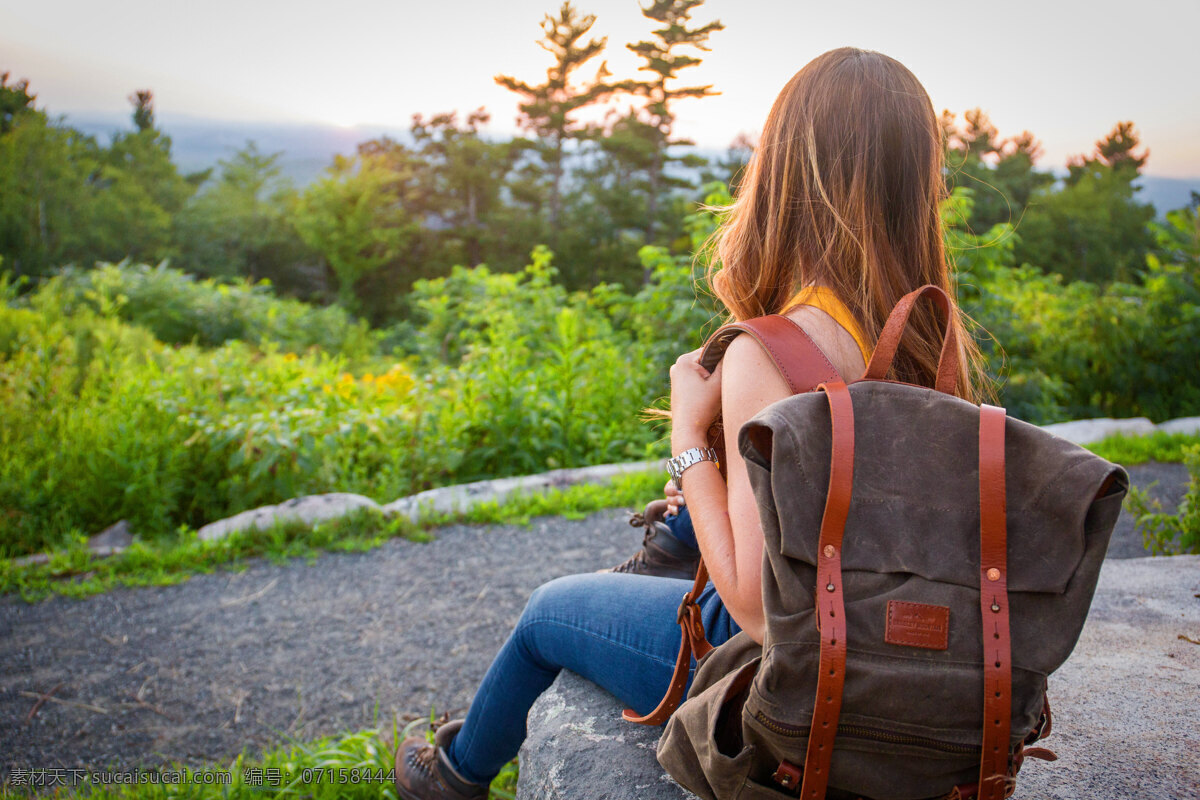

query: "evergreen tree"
left=625, top=0, right=723, bottom=243
left=174, top=142, right=314, bottom=293
left=0, top=83, right=101, bottom=276
left=1016, top=122, right=1155, bottom=283
left=408, top=109, right=520, bottom=269
left=292, top=154, right=416, bottom=311
left=943, top=109, right=1053, bottom=232
left=558, top=108, right=659, bottom=287
left=495, top=2, right=613, bottom=238
left=88, top=90, right=204, bottom=263
left=0, top=72, right=36, bottom=134
left=130, top=90, right=154, bottom=132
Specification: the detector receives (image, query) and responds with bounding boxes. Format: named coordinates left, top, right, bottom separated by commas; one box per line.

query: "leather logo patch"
left=885, top=601, right=950, bottom=650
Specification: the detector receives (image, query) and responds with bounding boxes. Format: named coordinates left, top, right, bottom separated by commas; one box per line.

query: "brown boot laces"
left=609, top=549, right=649, bottom=575
left=405, top=742, right=441, bottom=785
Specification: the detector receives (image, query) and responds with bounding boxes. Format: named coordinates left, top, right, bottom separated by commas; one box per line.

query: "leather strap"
left=977, top=404, right=1012, bottom=800
left=699, top=315, right=842, bottom=393
left=623, top=315, right=840, bottom=727
left=862, top=285, right=959, bottom=396
left=798, top=380, right=855, bottom=800
left=622, top=559, right=713, bottom=725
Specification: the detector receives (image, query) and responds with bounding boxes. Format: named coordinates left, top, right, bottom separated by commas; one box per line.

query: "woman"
left=393, top=46, right=990, bottom=800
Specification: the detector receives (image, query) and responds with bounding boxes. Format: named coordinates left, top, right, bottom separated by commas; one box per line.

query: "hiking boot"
left=598, top=499, right=701, bottom=580
left=394, top=718, right=489, bottom=800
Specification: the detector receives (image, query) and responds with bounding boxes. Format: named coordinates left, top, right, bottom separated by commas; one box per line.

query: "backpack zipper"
left=753, top=710, right=981, bottom=755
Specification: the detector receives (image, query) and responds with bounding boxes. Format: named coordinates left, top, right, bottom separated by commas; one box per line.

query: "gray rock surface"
left=382, top=460, right=661, bottom=520
left=518, top=670, right=696, bottom=800
left=196, top=492, right=382, bottom=541
left=1158, top=416, right=1200, bottom=436
left=517, top=556, right=1200, bottom=800
left=88, top=520, right=133, bottom=553
left=1040, top=417, right=1158, bottom=445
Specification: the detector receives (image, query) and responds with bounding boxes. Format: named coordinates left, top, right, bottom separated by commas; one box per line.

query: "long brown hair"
left=707, top=47, right=990, bottom=402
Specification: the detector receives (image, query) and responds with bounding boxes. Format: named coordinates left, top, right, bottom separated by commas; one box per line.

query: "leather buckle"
left=772, top=760, right=802, bottom=793
left=676, top=592, right=693, bottom=624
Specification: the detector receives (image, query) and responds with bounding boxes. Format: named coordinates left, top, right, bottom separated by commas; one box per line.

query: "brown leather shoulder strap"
left=798, top=380, right=855, bottom=800
left=978, top=404, right=1013, bottom=800
left=699, top=315, right=842, bottom=392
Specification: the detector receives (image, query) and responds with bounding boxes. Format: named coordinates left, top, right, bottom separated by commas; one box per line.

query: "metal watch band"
left=666, top=446, right=720, bottom=491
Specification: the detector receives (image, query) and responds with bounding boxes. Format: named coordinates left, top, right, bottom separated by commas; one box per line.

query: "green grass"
left=0, top=469, right=664, bottom=603
left=1, top=720, right=518, bottom=798
left=1086, top=431, right=1200, bottom=466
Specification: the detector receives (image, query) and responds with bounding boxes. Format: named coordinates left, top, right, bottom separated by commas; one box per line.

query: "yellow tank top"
left=780, top=285, right=871, bottom=366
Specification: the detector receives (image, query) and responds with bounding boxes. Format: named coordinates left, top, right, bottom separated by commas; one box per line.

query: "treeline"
left=0, top=0, right=1190, bottom=326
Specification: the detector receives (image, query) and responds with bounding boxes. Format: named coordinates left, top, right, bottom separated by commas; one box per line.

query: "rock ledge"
left=516, top=555, right=1200, bottom=800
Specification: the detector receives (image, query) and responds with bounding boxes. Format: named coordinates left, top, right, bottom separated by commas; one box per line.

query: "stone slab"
left=1158, top=416, right=1200, bottom=437
left=196, top=493, right=381, bottom=542
left=381, top=460, right=662, bottom=521
left=517, top=555, right=1200, bottom=800
left=1040, top=417, right=1157, bottom=446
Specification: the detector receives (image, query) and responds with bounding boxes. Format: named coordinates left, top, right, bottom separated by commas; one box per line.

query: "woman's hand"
left=664, top=478, right=685, bottom=515
left=669, top=347, right=723, bottom=453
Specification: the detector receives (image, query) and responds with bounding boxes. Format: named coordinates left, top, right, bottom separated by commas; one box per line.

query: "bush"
left=951, top=188, right=1200, bottom=424
left=1127, top=445, right=1200, bottom=555
left=0, top=248, right=690, bottom=556
left=25, top=261, right=377, bottom=357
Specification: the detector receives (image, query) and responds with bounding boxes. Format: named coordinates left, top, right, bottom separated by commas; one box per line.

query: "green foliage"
left=0, top=106, right=103, bottom=276
left=0, top=247, right=703, bottom=557
left=408, top=246, right=665, bottom=479
left=1126, top=445, right=1200, bottom=556
left=292, top=154, right=417, bottom=311
left=950, top=187, right=1200, bottom=423
left=11, top=723, right=518, bottom=799
left=1087, top=432, right=1200, bottom=466
left=942, top=109, right=1054, bottom=232
left=28, top=261, right=375, bottom=356
left=173, top=142, right=315, bottom=294
left=1015, top=123, right=1155, bottom=284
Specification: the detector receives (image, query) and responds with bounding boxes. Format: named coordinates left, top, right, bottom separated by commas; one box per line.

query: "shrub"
left=1127, top=445, right=1200, bottom=556
left=26, top=261, right=377, bottom=357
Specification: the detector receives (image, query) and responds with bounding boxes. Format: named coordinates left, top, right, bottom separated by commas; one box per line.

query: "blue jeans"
left=663, top=506, right=697, bottom=549
left=444, top=571, right=740, bottom=784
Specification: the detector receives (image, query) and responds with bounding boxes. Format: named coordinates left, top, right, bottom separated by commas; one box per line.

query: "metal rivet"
left=986, top=568, right=1001, bottom=581
left=823, top=545, right=835, bottom=558
left=991, top=602, right=1001, bottom=613
left=826, top=583, right=836, bottom=592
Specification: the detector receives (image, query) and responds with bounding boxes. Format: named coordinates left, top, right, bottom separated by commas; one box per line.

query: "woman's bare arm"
left=670, top=333, right=793, bottom=644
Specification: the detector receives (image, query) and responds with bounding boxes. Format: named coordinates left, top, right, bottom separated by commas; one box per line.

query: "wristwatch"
left=666, top=446, right=720, bottom=492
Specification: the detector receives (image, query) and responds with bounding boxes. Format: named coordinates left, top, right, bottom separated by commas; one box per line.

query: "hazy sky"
left=4, top=0, right=1199, bottom=176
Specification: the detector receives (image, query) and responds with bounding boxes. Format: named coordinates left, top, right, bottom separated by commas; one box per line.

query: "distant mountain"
left=64, top=112, right=1200, bottom=215
left=1136, top=175, right=1200, bottom=215
left=65, top=111, right=406, bottom=186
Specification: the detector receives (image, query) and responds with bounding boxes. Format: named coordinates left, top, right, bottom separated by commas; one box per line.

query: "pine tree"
left=0, top=72, right=36, bottom=134
left=625, top=0, right=723, bottom=243
left=495, top=2, right=613, bottom=237
left=1017, top=122, right=1155, bottom=283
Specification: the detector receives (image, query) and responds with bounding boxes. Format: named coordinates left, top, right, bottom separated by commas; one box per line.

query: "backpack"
left=630, top=285, right=1129, bottom=800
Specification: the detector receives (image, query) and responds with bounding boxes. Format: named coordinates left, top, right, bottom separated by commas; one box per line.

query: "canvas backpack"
left=627, top=285, right=1129, bottom=800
